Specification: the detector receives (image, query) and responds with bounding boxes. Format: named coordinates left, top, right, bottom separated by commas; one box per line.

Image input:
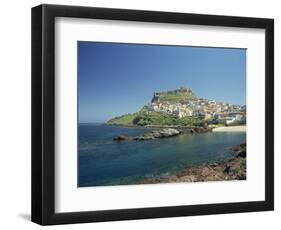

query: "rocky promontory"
left=114, top=128, right=181, bottom=141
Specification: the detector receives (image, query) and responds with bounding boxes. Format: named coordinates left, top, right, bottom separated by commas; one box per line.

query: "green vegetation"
left=107, top=113, right=137, bottom=125
left=107, top=89, right=201, bottom=127
left=133, top=111, right=175, bottom=126
left=158, top=91, right=196, bottom=103
left=107, top=110, right=206, bottom=127
left=106, top=87, right=246, bottom=128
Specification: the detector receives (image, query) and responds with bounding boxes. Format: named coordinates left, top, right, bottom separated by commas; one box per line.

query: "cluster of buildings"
left=147, top=88, right=246, bottom=125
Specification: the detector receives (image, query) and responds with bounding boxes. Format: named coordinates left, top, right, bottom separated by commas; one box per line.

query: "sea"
left=78, top=124, right=246, bottom=187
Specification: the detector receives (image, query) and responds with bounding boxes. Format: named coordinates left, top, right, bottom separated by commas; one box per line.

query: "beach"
left=212, top=125, right=246, bottom=132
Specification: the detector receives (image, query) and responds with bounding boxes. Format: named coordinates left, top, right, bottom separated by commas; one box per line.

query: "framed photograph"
left=31, top=4, right=274, bottom=225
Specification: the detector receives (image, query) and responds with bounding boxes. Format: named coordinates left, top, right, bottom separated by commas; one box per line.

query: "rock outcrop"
left=140, top=143, right=247, bottom=184
left=188, top=126, right=211, bottom=134
left=113, top=135, right=132, bottom=141
left=231, top=143, right=246, bottom=158
left=114, top=128, right=181, bottom=141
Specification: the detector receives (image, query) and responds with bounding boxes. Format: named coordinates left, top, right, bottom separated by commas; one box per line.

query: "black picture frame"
left=31, top=4, right=274, bottom=225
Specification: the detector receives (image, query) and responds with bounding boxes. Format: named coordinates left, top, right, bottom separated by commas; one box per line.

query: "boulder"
left=210, top=163, right=219, bottom=167
left=223, top=165, right=231, bottom=174
left=190, top=127, right=211, bottom=134
left=151, top=131, right=162, bottom=138
left=158, top=128, right=180, bottom=137
left=134, top=135, right=155, bottom=141
left=231, top=143, right=246, bottom=158
left=113, top=135, right=132, bottom=141
left=236, top=150, right=246, bottom=158
left=240, top=143, right=246, bottom=148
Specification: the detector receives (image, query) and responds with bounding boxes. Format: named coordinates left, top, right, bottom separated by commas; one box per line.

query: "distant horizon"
left=78, top=42, right=246, bottom=123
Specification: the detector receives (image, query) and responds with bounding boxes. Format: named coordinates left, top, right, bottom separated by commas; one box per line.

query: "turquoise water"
left=78, top=124, right=246, bottom=187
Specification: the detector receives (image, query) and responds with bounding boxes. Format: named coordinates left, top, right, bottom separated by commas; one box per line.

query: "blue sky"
left=78, top=42, right=246, bottom=123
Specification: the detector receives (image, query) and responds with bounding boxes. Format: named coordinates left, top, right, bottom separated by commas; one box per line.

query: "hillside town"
left=147, top=87, right=246, bottom=125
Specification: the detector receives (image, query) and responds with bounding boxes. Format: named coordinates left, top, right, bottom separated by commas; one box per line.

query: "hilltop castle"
left=148, top=87, right=246, bottom=124
left=151, top=87, right=193, bottom=104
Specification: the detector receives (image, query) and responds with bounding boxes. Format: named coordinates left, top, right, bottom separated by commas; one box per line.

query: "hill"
left=107, top=108, right=204, bottom=127
left=152, top=87, right=196, bottom=103
left=106, top=87, right=245, bottom=127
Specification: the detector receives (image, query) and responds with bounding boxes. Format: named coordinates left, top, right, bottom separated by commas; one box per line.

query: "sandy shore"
left=212, top=125, right=246, bottom=132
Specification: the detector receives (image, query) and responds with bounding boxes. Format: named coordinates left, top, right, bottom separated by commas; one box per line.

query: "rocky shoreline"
left=112, top=126, right=246, bottom=183
left=140, top=143, right=246, bottom=184
left=113, top=127, right=211, bottom=141
left=114, top=128, right=181, bottom=141
left=108, top=123, right=211, bottom=130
